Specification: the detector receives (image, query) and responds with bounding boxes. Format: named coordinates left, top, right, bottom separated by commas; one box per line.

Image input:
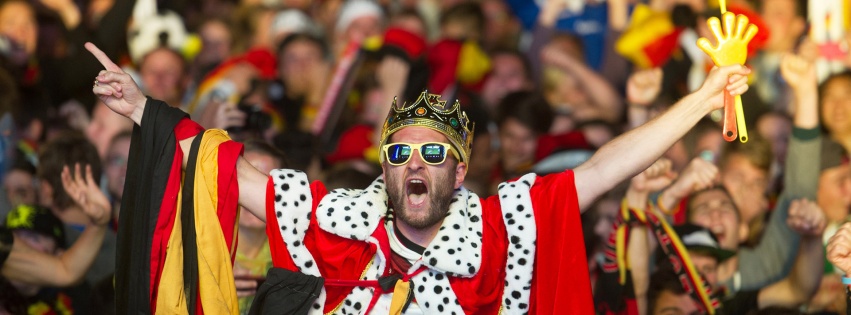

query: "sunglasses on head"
left=382, top=142, right=460, bottom=166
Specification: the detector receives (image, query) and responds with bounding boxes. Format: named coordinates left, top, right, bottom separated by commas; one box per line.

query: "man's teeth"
left=411, top=179, right=423, bottom=184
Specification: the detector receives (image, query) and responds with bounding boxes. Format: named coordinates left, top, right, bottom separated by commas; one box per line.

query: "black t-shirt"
left=721, top=290, right=759, bottom=315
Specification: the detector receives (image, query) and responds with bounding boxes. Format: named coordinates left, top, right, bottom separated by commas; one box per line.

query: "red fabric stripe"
left=149, top=118, right=203, bottom=312
left=529, top=171, right=595, bottom=314
left=149, top=141, right=184, bottom=313
left=324, top=279, right=380, bottom=287
left=216, top=141, right=244, bottom=259
left=175, top=118, right=204, bottom=140
left=265, top=177, right=298, bottom=271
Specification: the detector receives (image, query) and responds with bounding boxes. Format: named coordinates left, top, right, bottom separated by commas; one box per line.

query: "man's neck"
left=395, top=220, right=442, bottom=250
left=237, top=227, right=267, bottom=259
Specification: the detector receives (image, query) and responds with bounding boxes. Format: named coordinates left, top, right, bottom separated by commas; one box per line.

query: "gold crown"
left=379, top=90, right=474, bottom=164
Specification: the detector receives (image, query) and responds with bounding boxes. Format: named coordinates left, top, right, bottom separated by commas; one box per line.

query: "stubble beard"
left=386, top=169, right=456, bottom=230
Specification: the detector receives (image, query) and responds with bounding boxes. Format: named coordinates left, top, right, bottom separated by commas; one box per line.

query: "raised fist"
left=827, top=222, right=851, bottom=275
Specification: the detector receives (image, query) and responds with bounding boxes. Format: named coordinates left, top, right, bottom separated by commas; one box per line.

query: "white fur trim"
left=315, top=177, right=388, bottom=241
left=420, top=188, right=483, bottom=276
left=497, top=173, right=537, bottom=313
left=411, top=264, right=465, bottom=314
left=270, top=169, right=326, bottom=313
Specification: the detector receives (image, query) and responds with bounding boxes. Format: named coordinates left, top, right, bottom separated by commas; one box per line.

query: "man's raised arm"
left=85, top=42, right=269, bottom=221
left=574, top=65, right=750, bottom=210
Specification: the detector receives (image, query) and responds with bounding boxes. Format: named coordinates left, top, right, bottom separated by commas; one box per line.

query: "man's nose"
left=406, top=149, right=426, bottom=170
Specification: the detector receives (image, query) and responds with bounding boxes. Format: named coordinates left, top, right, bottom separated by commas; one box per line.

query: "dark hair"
left=37, top=132, right=102, bottom=210
left=243, top=139, right=288, bottom=169
left=439, top=2, right=485, bottom=36
left=719, top=133, right=772, bottom=173
left=496, top=91, right=554, bottom=135
left=488, top=48, right=534, bottom=84
left=276, top=32, right=330, bottom=62
left=647, top=266, right=689, bottom=315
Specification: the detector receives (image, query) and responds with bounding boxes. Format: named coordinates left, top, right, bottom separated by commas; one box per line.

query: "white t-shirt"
left=369, top=222, right=424, bottom=315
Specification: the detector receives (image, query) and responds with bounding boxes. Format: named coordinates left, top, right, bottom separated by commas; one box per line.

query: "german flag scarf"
left=594, top=201, right=722, bottom=314
left=117, top=98, right=242, bottom=314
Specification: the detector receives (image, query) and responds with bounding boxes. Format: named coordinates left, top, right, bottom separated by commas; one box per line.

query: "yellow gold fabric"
left=155, top=129, right=239, bottom=315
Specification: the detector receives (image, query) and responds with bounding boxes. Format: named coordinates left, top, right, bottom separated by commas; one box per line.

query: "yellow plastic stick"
left=719, top=0, right=727, bottom=14
left=734, top=94, right=748, bottom=142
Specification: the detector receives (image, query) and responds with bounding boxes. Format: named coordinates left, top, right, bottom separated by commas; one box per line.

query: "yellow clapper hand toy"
left=696, top=9, right=758, bottom=143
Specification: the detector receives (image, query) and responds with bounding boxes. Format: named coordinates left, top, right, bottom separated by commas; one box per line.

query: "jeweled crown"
left=379, top=90, right=474, bottom=164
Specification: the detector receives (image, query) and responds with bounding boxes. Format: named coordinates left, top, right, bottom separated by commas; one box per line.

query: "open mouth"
left=406, top=178, right=429, bottom=207
left=713, top=231, right=726, bottom=245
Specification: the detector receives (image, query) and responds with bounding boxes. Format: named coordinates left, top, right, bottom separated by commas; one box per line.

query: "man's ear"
left=737, top=222, right=750, bottom=244
left=454, top=162, right=467, bottom=189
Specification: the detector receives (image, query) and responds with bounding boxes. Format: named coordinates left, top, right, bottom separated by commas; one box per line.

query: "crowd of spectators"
left=0, top=0, right=850, bottom=313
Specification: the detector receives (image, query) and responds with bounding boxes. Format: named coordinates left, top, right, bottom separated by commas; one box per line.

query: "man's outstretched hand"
left=85, top=42, right=147, bottom=125
left=697, top=64, right=751, bottom=111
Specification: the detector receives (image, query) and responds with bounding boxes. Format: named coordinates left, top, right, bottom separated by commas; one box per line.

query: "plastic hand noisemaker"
left=697, top=12, right=758, bottom=143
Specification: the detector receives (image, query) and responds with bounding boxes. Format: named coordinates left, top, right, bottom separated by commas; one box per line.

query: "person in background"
left=750, top=0, right=808, bottom=112
left=85, top=100, right=133, bottom=160
left=686, top=186, right=825, bottom=314
left=3, top=161, right=37, bottom=211
left=717, top=135, right=772, bottom=246
left=192, top=17, right=234, bottom=83
left=104, top=131, right=131, bottom=224
left=271, top=33, right=331, bottom=133
left=646, top=224, right=735, bottom=315
left=332, top=0, right=385, bottom=57
left=1, top=161, right=109, bottom=314
left=492, top=91, right=553, bottom=189
left=138, top=47, right=190, bottom=109
left=479, top=49, right=534, bottom=114
left=37, top=133, right=115, bottom=284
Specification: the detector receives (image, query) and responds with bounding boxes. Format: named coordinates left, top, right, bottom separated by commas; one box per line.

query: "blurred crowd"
left=0, top=0, right=850, bottom=314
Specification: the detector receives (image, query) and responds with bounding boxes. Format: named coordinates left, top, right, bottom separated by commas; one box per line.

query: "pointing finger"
left=85, top=42, right=123, bottom=73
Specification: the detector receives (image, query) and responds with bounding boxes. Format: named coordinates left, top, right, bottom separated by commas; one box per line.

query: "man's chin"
left=398, top=208, right=440, bottom=230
